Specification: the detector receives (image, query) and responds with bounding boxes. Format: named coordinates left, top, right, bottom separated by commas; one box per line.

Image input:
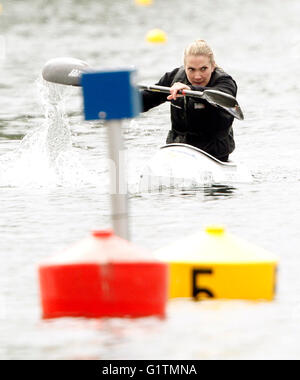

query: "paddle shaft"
left=138, top=84, right=205, bottom=99
left=139, top=84, right=243, bottom=120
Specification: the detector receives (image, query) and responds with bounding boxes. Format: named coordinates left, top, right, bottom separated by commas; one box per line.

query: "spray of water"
left=0, top=78, right=98, bottom=188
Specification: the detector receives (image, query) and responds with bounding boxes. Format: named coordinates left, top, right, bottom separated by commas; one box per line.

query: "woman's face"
left=185, top=54, right=215, bottom=87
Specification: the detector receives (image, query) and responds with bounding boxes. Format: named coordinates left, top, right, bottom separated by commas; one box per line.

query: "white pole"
left=106, top=120, right=129, bottom=240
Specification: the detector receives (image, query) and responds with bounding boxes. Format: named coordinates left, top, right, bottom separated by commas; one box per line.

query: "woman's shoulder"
left=211, top=68, right=237, bottom=88
left=158, top=67, right=183, bottom=85
left=213, top=67, right=236, bottom=82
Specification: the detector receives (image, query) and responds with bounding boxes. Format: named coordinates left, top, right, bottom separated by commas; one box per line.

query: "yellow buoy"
left=155, top=225, right=278, bottom=301
left=135, top=0, right=153, bottom=6
left=146, top=28, right=167, bottom=44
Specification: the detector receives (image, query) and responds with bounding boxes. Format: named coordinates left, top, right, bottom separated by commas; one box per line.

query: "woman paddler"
left=141, top=39, right=238, bottom=162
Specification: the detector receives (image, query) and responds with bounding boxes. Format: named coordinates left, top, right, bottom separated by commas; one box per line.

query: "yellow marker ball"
left=135, top=0, right=153, bottom=6
left=205, top=225, right=225, bottom=235
left=146, top=29, right=167, bottom=44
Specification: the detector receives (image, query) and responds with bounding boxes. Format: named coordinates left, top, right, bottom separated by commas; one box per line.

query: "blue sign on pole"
left=81, top=68, right=141, bottom=121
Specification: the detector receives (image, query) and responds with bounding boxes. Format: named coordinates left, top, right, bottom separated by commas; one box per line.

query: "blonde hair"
left=184, top=39, right=217, bottom=67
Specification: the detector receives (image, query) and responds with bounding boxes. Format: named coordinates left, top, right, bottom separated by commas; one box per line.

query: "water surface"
left=0, top=0, right=300, bottom=360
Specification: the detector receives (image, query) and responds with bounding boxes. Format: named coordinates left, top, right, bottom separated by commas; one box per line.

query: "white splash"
left=0, top=79, right=97, bottom=188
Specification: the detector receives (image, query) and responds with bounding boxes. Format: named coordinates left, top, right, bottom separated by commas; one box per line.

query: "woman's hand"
left=167, top=82, right=191, bottom=100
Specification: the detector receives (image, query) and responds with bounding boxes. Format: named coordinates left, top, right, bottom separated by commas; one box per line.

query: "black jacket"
left=141, top=67, right=238, bottom=160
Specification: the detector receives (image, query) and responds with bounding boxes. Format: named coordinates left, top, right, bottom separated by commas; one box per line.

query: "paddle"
left=42, top=57, right=244, bottom=120
left=138, top=84, right=243, bottom=119
left=42, top=57, right=90, bottom=87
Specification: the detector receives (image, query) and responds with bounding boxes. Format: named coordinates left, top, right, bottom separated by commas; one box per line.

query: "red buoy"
left=38, top=230, right=168, bottom=319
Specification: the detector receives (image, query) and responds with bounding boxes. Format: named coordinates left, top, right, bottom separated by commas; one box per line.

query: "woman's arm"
left=141, top=68, right=181, bottom=112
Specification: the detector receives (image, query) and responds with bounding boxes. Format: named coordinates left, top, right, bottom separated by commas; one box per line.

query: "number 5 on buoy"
left=155, top=226, right=278, bottom=301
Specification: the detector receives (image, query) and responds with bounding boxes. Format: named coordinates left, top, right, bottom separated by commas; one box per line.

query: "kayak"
left=139, top=143, right=252, bottom=191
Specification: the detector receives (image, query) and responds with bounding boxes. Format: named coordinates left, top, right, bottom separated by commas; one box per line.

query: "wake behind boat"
left=139, top=143, right=252, bottom=191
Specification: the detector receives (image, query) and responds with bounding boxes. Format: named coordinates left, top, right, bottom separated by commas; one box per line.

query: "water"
left=0, top=0, right=300, bottom=360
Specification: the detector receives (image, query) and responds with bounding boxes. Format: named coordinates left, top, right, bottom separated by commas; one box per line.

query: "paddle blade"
left=203, top=89, right=236, bottom=108
left=42, top=57, right=89, bottom=86
left=203, top=89, right=244, bottom=120
left=224, top=105, right=244, bottom=120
